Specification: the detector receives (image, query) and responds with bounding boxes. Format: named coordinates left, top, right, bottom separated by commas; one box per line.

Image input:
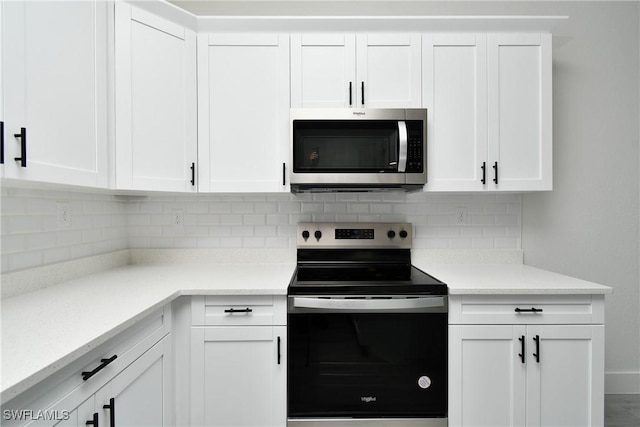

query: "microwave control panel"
left=406, top=120, right=424, bottom=173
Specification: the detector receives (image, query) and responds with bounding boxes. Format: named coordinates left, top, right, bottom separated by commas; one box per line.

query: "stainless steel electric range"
left=287, top=223, right=448, bottom=427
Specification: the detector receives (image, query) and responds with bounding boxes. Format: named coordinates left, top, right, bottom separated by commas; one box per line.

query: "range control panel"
left=297, top=223, right=412, bottom=249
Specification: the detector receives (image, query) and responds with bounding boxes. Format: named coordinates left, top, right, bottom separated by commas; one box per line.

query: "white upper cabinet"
left=423, top=33, right=552, bottom=192
left=423, top=34, right=488, bottom=191
left=291, top=33, right=421, bottom=108
left=290, top=34, right=356, bottom=108
left=2, top=0, right=108, bottom=187
left=356, top=34, right=422, bottom=108
left=114, top=2, right=197, bottom=192
left=197, top=33, right=290, bottom=192
left=487, top=34, right=552, bottom=191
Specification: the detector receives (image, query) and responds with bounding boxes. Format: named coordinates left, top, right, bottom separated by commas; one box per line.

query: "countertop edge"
left=2, top=250, right=614, bottom=403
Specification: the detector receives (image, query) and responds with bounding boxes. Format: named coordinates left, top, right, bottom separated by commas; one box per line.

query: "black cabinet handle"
left=515, top=307, right=543, bottom=313
left=277, top=336, right=282, bottom=365
left=86, top=413, right=99, bottom=427
left=14, top=127, right=26, bottom=167
left=518, top=335, right=525, bottom=364
left=349, top=82, right=353, bottom=106
left=190, top=162, right=195, bottom=186
left=82, top=355, right=117, bottom=381
left=1, top=121, right=5, bottom=164
left=224, top=308, right=253, bottom=314
left=533, top=335, right=540, bottom=363
left=481, top=162, right=486, bottom=184
left=361, top=82, right=365, bottom=106
left=492, top=161, right=498, bottom=184
left=282, top=162, right=286, bottom=186
left=103, top=398, right=115, bottom=427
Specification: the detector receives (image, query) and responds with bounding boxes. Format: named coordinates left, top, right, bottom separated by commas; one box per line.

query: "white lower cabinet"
left=448, top=296, right=605, bottom=427
left=95, top=336, right=173, bottom=427
left=190, top=296, right=287, bottom=427
left=1, top=306, right=172, bottom=427
left=38, top=336, right=172, bottom=427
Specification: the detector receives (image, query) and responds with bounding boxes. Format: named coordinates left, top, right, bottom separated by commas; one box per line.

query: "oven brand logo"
left=360, top=396, right=377, bottom=403
left=352, top=111, right=366, bottom=116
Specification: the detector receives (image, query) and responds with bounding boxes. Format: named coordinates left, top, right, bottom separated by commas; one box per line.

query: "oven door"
left=287, top=296, right=447, bottom=426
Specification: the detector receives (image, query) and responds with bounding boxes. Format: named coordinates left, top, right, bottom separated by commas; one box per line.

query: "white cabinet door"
left=291, top=33, right=420, bottom=109
left=115, top=2, right=197, bottom=192
left=449, top=325, right=526, bottom=427
left=423, top=34, right=488, bottom=191
left=290, top=34, right=356, bottom=108
left=66, top=396, right=97, bottom=427
left=96, top=336, right=173, bottom=427
left=198, top=34, right=290, bottom=192
left=450, top=324, right=605, bottom=427
left=487, top=34, right=552, bottom=191
left=1, top=0, right=5, bottom=178
left=356, top=34, right=422, bottom=108
left=526, top=325, right=604, bottom=427
left=2, top=0, right=108, bottom=187
left=191, top=326, right=286, bottom=427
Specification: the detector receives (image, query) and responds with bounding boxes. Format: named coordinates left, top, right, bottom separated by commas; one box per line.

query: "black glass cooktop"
left=288, top=249, right=448, bottom=296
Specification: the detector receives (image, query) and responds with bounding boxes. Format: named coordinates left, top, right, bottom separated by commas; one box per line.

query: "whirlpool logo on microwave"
left=352, top=111, right=366, bottom=116
left=360, top=396, right=377, bottom=403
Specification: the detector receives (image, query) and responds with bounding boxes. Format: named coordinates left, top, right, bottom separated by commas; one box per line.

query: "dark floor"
left=606, top=394, right=640, bottom=427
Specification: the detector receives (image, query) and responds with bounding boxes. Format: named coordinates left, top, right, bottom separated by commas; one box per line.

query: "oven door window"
left=293, top=120, right=399, bottom=173
left=288, top=313, right=447, bottom=418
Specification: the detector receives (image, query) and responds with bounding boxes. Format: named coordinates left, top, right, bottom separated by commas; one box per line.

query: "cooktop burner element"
left=288, top=222, right=447, bottom=296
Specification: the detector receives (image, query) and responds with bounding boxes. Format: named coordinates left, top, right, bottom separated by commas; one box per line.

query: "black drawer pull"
left=14, top=127, right=26, bottom=167
left=86, top=412, right=98, bottom=427
left=224, top=307, right=253, bottom=314
left=515, top=307, right=543, bottom=313
left=533, top=335, right=541, bottom=363
left=481, top=162, right=486, bottom=184
left=492, top=161, right=498, bottom=184
left=190, top=162, right=195, bottom=186
left=518, top=335, right=525, bottom=364
left=82, top=355, right=117, bottom=381
left=103, top=398, right=115, bottom=427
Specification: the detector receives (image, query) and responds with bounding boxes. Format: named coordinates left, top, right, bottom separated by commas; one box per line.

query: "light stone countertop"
left=1, top=248, right=613, bottom=404
left=1, top=260, right=295, bottom=403
left=413, top=261, right=614, bottom=295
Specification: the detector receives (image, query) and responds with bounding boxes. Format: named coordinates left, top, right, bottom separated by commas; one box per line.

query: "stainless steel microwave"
left=290, top=108, right=427, bottom=193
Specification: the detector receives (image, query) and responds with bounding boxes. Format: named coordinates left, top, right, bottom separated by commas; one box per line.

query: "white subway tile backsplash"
left=1, top=186, right=522, bottom=274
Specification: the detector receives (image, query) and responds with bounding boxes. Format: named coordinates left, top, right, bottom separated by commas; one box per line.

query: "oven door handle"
left=397, top=120, right=408, bottom=173
left=291, top=296, right=445, bottom=312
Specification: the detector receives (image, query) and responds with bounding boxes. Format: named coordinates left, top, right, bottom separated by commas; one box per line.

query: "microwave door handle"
left=397, top=121, right=408, bottom=172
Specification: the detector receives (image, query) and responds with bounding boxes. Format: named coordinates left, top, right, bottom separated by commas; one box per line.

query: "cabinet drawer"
left=191, top=295, right=287, bottom=326
left=449, top=295, right=604, bottom=325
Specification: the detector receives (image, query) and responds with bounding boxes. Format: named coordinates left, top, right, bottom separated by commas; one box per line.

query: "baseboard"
left=606, top=372, right=640, bottom=394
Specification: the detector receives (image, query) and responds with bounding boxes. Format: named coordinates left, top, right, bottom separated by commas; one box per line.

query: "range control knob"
left=302, top=230, right=310, bottom=240
left=314, top=230, right=322, bottom=240
left=399, top=230, right=408, bottom=239
left=387, top=230, right=396, bottom=239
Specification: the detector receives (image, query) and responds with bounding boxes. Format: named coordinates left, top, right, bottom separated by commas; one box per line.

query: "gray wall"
left=520, top=1, right=640, bottom=393
left=172, top=0, right=640, bottom=392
